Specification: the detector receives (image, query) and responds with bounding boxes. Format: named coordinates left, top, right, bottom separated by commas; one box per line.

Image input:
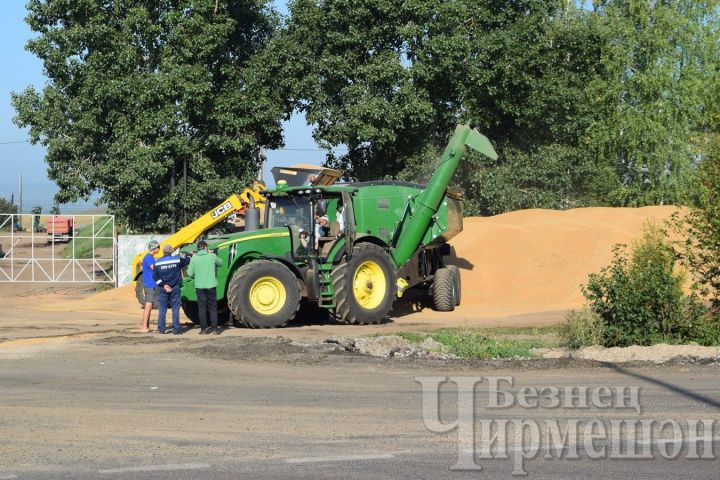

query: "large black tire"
left=135, top=278, right=158, bottom=309
left=447, top=264, right=461, bottom=306
left=332, top=243, right=396, bottom=325
left=227, top=260, right=301, bottom=328
left=181, top=300, right=230, bottom=327
left=432, top=267, right=455, bottom=312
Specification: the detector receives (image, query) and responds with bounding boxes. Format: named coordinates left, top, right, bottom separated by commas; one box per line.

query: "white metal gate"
left=0, top=213, right=117, bottom=284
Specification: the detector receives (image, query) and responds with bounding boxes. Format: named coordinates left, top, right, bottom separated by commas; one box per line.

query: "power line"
left=0, top=139, right=348, bottom=152
left=274, top=147, right=348, bottom=152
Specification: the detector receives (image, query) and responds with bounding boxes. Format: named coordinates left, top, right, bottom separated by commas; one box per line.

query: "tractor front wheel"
left=332, top=243, right=396, bottom=325
left=227, top=260, right=301, bottom=328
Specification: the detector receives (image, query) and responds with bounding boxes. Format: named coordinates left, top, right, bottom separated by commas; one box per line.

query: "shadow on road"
left=607, top=362, right=720, bottom=411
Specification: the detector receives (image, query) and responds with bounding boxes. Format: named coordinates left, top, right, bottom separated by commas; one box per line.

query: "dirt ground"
left=0, top=282, right=564, bottom=345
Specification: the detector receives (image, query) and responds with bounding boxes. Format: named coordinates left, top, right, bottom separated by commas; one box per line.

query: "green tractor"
left=180, top=125, right=497, bottom=327
left=31, top=206, right=46, bottom=233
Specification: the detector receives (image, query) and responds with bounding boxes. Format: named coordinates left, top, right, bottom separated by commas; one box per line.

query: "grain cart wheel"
left=432, top=267, right=455, bottom=312
left=227, top=260, right=301, bottom=328
left=182, top=299, right=231, bottom=327
left=135, top=278, right=157, bottom=309
left=333, top=243, right=396, bottom=325
left=446, top=265, right=461, bottom=306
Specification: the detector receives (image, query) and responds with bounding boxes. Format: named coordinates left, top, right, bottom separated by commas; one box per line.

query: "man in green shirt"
left=187, top=240, right=224, bottom=334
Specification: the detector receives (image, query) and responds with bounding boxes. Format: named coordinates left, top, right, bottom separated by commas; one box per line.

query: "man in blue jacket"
left=153, top=244, right=190, bottom=334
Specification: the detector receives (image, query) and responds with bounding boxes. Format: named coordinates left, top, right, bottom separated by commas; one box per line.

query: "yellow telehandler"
left=132, top=165, right=342, bottom=308
left=132, top=181, right=266, bottom=306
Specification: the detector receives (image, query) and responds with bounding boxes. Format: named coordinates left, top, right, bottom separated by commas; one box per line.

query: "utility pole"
left=170, top=168, right=176, bottom=234
left=18, top=173, right=23, bottom=229
left=258, top=147, right=266, bottom=183
left=183, top=158, right=187, bottom=226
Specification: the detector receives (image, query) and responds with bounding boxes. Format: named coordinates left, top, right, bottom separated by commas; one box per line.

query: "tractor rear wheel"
left=432, top=267, right=455, bottom=312
left=227, top=260, right=301, bottom=328
left=447, top=265, right=461, bottom=306
left=332, top=243, right=396, bottom=325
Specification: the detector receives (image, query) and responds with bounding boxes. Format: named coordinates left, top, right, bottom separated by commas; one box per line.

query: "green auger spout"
left=390, top=124, right=497, bottom=267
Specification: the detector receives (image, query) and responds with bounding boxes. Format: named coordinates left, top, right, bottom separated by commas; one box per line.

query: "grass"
left=61, top=218, right=115, bottom=259
left=372, top=326, right=559, bottom=360
left=93, top=283, right=114, bottom=293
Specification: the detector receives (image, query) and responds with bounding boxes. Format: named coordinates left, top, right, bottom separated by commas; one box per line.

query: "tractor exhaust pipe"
left=245, top=194, right=260, bottom=232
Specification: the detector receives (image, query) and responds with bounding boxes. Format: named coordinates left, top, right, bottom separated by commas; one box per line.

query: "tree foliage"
left=13, top=0, right=283, bottom=232
left=586, top=0, right=720, bottom=206
left=13, top=0, right=720, bottom=227
left=258, top=0, right=608, bottom=213
left=0, top=197, right=17, bottom=215
left=674, top=117, right=720, bottom=306
left=259, top=0, right=719, bottom=214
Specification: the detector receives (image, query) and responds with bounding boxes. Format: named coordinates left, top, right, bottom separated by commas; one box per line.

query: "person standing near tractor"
left=140, top=240, right=161, bottom=333
left=153, top=244, right=190, bottom=334
left=187, top=240, right=224, bottom=335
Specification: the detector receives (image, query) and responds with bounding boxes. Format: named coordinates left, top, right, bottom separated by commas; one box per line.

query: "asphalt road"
left=1, top=334, right=719, bottom=479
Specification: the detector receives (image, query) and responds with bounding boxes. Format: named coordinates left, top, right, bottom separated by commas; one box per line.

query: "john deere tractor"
left=180, top=125, right=497, bottom=327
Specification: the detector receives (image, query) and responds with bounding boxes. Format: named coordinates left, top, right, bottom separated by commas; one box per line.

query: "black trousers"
left=196, top=288, right=218, bottom=330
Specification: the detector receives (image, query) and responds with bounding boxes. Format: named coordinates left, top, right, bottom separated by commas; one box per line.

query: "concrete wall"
left=117, top=234, right=170, bottom=286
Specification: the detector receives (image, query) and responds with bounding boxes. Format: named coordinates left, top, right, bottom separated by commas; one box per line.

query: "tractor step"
left=317, top=263, right=336, bottom=308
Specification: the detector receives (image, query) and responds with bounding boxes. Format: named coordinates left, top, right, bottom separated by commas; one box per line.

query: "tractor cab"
left=265, top=188, right=349, bottom=260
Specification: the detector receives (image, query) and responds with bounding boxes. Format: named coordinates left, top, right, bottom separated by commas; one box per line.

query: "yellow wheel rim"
left=249, top=276, right=286, bottom=315
left=352, top=260, right=387, bottom=310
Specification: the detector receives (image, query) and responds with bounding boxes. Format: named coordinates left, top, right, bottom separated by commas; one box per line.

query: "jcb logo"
left=211, top=202, right=233, bottom=219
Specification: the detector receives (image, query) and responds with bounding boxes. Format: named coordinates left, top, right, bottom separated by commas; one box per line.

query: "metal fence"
left=0, top=214, right=117, bottom=284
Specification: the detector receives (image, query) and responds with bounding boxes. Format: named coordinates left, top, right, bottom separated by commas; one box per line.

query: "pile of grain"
left=445, top=206, right=678, bottom=316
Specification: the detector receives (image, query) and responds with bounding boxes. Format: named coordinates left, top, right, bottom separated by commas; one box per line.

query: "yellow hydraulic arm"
left=132, top=183, right=266, bottom=281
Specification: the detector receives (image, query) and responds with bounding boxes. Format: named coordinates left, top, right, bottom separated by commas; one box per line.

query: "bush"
left=583, top=223, right=706, bottom=347
left=559, top=308, right=604, bottom=349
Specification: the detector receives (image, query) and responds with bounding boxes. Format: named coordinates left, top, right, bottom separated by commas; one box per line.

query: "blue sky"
left=0, top=0, right=322, bottom=212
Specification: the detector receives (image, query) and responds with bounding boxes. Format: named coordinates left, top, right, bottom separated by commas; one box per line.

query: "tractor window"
left=267, top=197, right=311, bottom=232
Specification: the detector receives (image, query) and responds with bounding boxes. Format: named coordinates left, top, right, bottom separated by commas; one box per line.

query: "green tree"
left=260, top=0, right=608, bottom=213
left=585, top=0, right=720, bottom=206
left=0, top=197, right=18, bottom=233
left=675, top=114, right=720, bottom=306
left=0, top=197, right=17, bottom=215
left=13, top=0, right=283, bottom=232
